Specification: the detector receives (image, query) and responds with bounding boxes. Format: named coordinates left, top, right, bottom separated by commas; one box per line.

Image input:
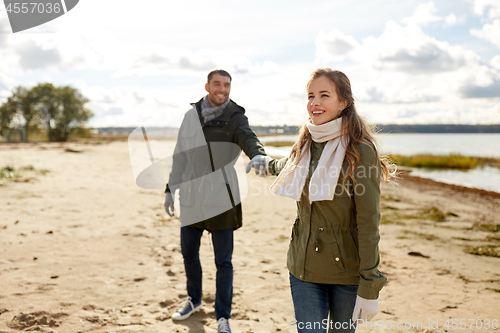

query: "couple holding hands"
left=163, top=68, right=393, bottom=333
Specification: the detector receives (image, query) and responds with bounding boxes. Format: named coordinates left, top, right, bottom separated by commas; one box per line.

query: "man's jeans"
left=290, top=273, right=358, bottom=333
left=180, top=225, right=233, bottom=320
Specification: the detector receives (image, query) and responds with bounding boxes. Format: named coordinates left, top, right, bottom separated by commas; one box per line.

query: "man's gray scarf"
left=201, top=95, right=230, bottom=123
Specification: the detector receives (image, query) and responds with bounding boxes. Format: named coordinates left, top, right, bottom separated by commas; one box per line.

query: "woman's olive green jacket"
left=268, top=140, right=387, bottom=299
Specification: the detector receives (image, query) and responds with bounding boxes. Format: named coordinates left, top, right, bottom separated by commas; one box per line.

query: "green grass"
left=452, top=237, right=474, bottom=242
left=0, top=165, right=49, bottom=186
left=420, top=206, right=446, bottom=222
left=379, top=206, right=447, bottom=225
left=20, top=165, right=35, bottom=171
left=485, top=235, right=500, bottom=242
left=458, top=275, right=474, bottom=282
left=389, top=154, right=500, bottom=170
left=486, top=288, right=500, bottom=293
left=465, top=245, right=500, bottom=257
left=389, top=154, right=480, bottom=169
left=381, top=205, right=399, bottom=210
left=36, top=169, right=50, bottom=176
left=401, top=230, right=442, bottom=241
left=381, top=195, right=401, bottom=202
left=276, top=235, right=290, bottom=242
left=380, top=215, right=406, bottom=225
left=473, top=222, right=500, bottom=233
left=0, top=166, right=18, bottom=180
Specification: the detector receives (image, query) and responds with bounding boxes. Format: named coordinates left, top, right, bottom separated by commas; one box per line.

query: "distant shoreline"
left=91, top=124, right=500, bottom=136
left=374, top=124, right=500, bottom=134
left=252, top=124, right=500, bottom=135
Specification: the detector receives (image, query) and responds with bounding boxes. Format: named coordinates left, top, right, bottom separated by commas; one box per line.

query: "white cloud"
left=491, top=55, right=500, bottom=69
left=66, top=79, right=199, bottom=128
left=470, top=19, right=500, bottom=48
left=457, top=63, right=500, bottom=98
left=402, top=1, right=441, bottom=26
left=0, top=31, right=101, bottom=74
left=246, top=61, right=279, bottom=75
left=480, top=104, right=500, bottom=123
left=0, top=15, right=9, bottom=48
left=98, top=44, right=278, bottom=78
left=362, top=21, right=479, bottom=74
left=132, top=48, right=218, bottom=72
left=471, top=0, right=500, bottom=19
left=460, top=79, right=500, bottom=98
left=357, top=100, right=499, bottom=125
left=15, top=43, right=62, bottom=70
left=315, top=30, right=360, bottom=60
left=357, top=83, right=441, bottom=104
left=445, top=13, right=458, bottom=25
left=0, top=74, right=17, bottom=101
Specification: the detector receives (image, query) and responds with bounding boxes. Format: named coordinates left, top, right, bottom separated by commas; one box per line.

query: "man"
left=163, top=69, right=270, bottom=333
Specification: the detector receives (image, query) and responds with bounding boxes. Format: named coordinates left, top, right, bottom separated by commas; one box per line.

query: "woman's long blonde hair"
left=289, top=68, right=395, bottom=188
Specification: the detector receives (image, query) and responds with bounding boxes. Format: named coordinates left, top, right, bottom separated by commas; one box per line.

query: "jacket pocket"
left=304, top=227, right=346, bottom=276
left=290, top=217, right=299, bottom=241
left=336, top=230, right=360, bottom=276
left=319, top=228, right=346, bottom=273
left=207, top=127, right=232, bottom=140
left=328, top=238, right=346, bottom=273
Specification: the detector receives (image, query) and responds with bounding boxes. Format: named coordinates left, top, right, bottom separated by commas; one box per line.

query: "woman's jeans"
left=290, top=273, right=358, bottom=333
left=180, top=225, right=233, bottom=320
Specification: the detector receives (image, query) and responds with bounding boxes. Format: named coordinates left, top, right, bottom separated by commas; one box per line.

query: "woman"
left=267, top=69, right=394, bottom=332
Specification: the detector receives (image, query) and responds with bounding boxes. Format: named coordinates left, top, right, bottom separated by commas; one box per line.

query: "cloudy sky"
left=1, top=0, right=499, bottom=127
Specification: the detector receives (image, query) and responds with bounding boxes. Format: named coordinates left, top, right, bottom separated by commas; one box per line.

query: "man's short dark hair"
left=207, top=69, right=232, bottom=83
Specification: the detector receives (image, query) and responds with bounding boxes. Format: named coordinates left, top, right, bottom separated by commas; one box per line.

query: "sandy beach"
left=1, top=140, right=499, bottom=333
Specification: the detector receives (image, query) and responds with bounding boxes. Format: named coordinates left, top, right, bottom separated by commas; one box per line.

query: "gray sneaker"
left=171, top=297, right=202, bottom=321
left=218, top=318, right=231, bottom=333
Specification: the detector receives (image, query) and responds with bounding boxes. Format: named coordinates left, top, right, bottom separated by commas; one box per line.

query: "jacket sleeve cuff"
left=268, top=157, right=289, bottom=175
left=357, top=284, right=382, bottom=300
left=268, top=159, right=277, bottom=175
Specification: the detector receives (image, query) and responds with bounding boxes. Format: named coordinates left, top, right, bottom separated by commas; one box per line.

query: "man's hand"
left=245, top=155, right=272, bottom=177
left=163, top=192, right=175, bottom=217
left=351, top=295, right=379, bottom=322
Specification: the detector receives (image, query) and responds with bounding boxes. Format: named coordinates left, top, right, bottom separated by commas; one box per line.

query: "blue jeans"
left=180, top=225, right=233, bottom=320
left=289, top=273, right=358, bottom=333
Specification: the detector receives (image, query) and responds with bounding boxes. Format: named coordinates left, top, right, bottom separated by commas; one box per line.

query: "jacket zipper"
left=197, top=104, right=237, bottom=217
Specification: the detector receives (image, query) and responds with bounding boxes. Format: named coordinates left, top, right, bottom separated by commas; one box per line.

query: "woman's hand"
left=351, top=295, right=379, bottom=322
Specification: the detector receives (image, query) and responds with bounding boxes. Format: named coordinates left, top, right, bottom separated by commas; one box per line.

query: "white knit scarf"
left=269, top=117, right=347, bottom=202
